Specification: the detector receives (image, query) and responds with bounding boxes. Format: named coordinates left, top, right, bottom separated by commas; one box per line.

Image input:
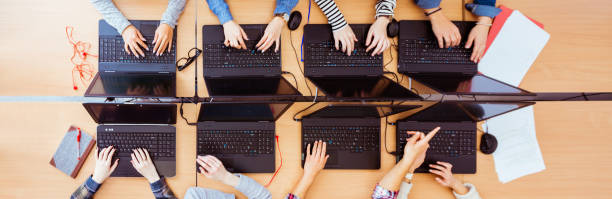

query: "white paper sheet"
left=486, top=106, right=546, bottom=183
left=478, top=11, right=550, bottom=86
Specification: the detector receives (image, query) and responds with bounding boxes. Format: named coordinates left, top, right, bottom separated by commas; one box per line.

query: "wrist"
left=477, top=16, right=493, bottom=24
left=147, top=175, right=160, bottom=183
left=451, top=181, right=469, bottom=194
left=91, top=174, right=104, bottom=184
left=221, top=172, right=240, bottom=186
left=399, top=154, right=416, bottom=168
left=376, top=15, right=392, bottom=24
left=425, top=7, right=443, bottom=19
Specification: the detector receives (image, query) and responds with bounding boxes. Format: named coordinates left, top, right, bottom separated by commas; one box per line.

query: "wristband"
left=425, top=7, right=442, bottom=16
left=475, top=22, right=492, bottom=27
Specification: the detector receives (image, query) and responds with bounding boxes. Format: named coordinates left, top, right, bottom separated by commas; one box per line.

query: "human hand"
left=196, top=155, right=240, bottom=186
left=429, top=161, right=469, bottom=194
left=405, top=132, right=427, bottom=173
left=303, top=140, right=329, bottom=178
left=122, top=25, right=149, bottom=58
left=465, top=17, right=492, bottom=63
left=256, top=17, right=284, bottom=52
left=401, top=127, right=440, bottom=166
left=222, top=20, right=249, bottom=49
left=153, top=23, right=174, bottom=56
left=332, top=26, right=358, bottom=56
left=427, top=9, right=461, bottom=48
left=92, top=146, right=119, bottom=184
left=366, top=16, right=391, bottom=56
left=130, top=148, right=160, bottom=183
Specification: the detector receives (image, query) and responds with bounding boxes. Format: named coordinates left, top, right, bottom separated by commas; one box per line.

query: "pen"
left=77, top=128, right=82, bottom=160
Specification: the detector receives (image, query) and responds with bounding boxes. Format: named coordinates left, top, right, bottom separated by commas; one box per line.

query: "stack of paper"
left=486, top=106, right=546, bottom=183
left=478, top=10, right=550, bottom=86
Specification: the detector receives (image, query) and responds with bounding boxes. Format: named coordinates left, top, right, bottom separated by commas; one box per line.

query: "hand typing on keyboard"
left=333, top=26, right=358, bottom=56
left=196, top=155, right=240, bottom=187
left=130, top=148, right=161, bottom=183
left=366, top=17, right=391, bottom=56
left=291, top=141, right=329, bottom=198
left=91, top=146, right=119, bottom=184
left=256, top=17, right=284, bottom=53
left=222, top=20, right=249, bottom=50
left=122, top=25, right=149, bottom=58
left=152, top=23, right=174, bottom=56
left=465, top=16, right=493, bottom=63
left=426, top=8, right=461, bottom=48
left=429, top=161, right=471, bottom=195
left=400, top=127, right=440, bottom=168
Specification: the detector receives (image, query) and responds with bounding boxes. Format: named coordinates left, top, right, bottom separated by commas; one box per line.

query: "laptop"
left=304, top=24, right=383, bottom=77
left=398, top=20, right=476, bottom=76
left=205, top=76, right=301, bottom=100
left=85, top=73, right=176, bottom=98
left=307, top=76, right=422, bottom=100
left=396, top=101, right=534, bottom=173
left=410, top=73, right=535, bottom=96
left=301, top=104, right=420, bottom=169
left=99, top=20, right=177, bottom=74
left=202, top=24, right=281, bottom=77
left=196, top=102, right=292, bottom=173
left=83, top=103, right=177, bottom=177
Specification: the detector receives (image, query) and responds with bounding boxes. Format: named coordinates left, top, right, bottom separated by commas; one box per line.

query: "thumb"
left=110, top=159, right=119, bottom=173
left=407, top=132, right=420, bottom=145
left=136, top=30, right=146, bottom=41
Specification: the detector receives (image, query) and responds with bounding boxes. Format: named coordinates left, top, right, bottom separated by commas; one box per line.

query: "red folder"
left=484, top=6, right=544, bottom=54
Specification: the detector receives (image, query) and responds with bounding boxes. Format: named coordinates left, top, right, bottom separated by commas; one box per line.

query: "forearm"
left=70, top=176, right=101, bottom=199
left=233, top=174, right=272, bottom=199
left=375, top=0, right=397, bottom=18
left=377, top=156, right=414, bottom=191
left=161, top=0, right=187, bottom=28
left=150, top=177, right=177, bottom=199
left=90, top=0, right=131, bottom=34
left=313, top=0, right=347, bottom=31
left=205, top=0, right=233, bottom=24
left=290, top=174, right=316, bottom=198
left=274, top=0, right=299, bottom=15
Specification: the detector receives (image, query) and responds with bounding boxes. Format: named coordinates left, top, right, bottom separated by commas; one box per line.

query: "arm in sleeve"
left=375, top=0, right=397, bottom=18
left=274, top=0, right=299, bottom=15
left=233, top=174, right=272, bottom=199
left=371, top=184, right=398, bottom=199
left=313, top=0, right=347, bottom=32
left=90, top=0, right=132, bottom=34
left=465, top=0, right=501, bottom=18
left=397, top=181, right=413, bottom=199
left=70, top=176, right=101, bottom=199
left=285, top=193, right=301, bottom=199
left=160, top=0, right=187, bottom=28
left=149, top=177, right=178, bottom=199
left=205, top=0, right=234, bottom=24
left=414, top=0, right=441, bottom=10
left=453, top=183, right=482, bottom=199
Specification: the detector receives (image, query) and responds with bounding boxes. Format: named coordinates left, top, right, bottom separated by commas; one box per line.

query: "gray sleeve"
left=184, top=187, right=236, bottom=199
left=453, top=183, right=482, bottom=199
left=233, top=174, right=272, bottom=199
left=90, top=0, right=131, bottom=34
left=160, top=0, right=187, bottom=28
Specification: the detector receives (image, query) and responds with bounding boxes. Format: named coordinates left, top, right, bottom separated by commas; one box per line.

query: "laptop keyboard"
left=203, top=42, right=280, bottom=68
left=400, top=39, right=473, bottom=64
left=197, top=130, right=274, bottom=155
left=398, top=129, right=475, bottom=157
left=99, top=36, right=176, bottom=64
left=307, top=41, right=382, bottom=67
left=97, top=132, right=176, bottom=158
left=303, top=126, right=379, bottom=153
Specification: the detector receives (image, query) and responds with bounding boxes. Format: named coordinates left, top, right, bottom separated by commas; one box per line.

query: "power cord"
left=179, top=97, right=198, bottom=126
left=282, top=71, right=299, bottom=93
left=293, top=102, right=319, bottom=121
left=290, top=31, right=313, bottom=96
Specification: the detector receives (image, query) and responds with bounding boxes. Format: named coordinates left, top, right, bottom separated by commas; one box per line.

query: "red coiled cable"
left=66, top=26, right=97, bottom=90
left=264, top=135, right=282, bottom=187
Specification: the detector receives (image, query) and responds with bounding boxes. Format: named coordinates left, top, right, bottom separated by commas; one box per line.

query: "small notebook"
left=50, top=126, right=96, bottom=178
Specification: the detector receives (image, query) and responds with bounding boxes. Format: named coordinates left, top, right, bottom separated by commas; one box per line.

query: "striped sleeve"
left=375, top=0, right=397, bottom=18
left=314, top=0, right=347, bottom=32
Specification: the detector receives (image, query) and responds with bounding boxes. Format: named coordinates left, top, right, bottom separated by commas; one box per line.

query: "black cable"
left=383, top=113, right=397, bottom=155
left=383, top=44, right=394, bottom=71
left=293, top=102, right=319, bottom=121
left=290, top=31, right=313, bottom=96
left=383, top=71, right=399, bottom=83
left=282, top=71, right=299, bottom=93
left=179, top=98, right=198, bottom=126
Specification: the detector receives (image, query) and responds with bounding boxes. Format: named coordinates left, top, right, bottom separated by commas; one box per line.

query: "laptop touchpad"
left=325, top=150, right=339, bottom=166
left=141, top=24, right=157, bottom=36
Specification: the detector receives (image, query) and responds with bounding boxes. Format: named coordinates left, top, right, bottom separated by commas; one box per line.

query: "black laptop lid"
left=305, top=104, right=418, bottom=119
left=83, top=103, right=177, bottom=124
left=403, top=102, right=535, bottom=122
left=403, top=102, right=473, bottom=122
left=205, top=76, right=299, bottom=97
left=411, top=74, right=532, bottom=95
left=308, top=76, right=421, bottom=100
left=85, top=73, right=175, bottom=98
left=458, top=102, right=535, bottom=122
left=198, top=103, right=292, bottom=122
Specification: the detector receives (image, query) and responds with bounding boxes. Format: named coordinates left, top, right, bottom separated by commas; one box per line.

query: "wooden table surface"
left=0, top=0, right=611, bottom=198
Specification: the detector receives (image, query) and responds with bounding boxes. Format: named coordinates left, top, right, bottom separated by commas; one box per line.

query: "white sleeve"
left=453, top=183, right=482, bottom=199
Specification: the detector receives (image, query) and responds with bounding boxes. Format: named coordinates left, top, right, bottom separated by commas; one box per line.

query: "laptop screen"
left=403, top=102, right=473, bottom=122
left=308, top=76, right=421, bottom=99
left=458, top=102, right=534, bottom=121
left=205, top=77, right=299, bottom=97
left=85, top=73, right=175, bottom=97
left=198, top=103, right=291, bottom=122
left=306, top=104, right=419, bottom=118
left=411, top=74, right=531, bottom=95
left=83, top=103, right=177, bottom=124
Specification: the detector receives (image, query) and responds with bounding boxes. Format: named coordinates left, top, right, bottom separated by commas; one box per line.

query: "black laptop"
left=99, top=20, right=177, bottom=74
left=307, top=76, right=422, bottom=100
left=304, top=24, right=383, bottom=77
left=205, top=76, right=301, bottom=100
left=396, top=101, right=534, bottom=173
left=398, top=20, right=476, bottom=76
left=85, top=73, right=176, bottom=98
left=301, top=104, right=420, bottom=170
left=83, top=103, right=177, bottom=177
left=202, top=24, right=281, bottom=77
left=410, top=73, right=535, bottom=96
left=196, top=102, right=292, bottom=173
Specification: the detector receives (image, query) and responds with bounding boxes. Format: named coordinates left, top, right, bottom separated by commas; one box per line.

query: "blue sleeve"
left=234, top=174, right=272, bottom=199
left=473, top=0, right=495, bottom=6
left=205, top=0, right=233, bottom=24
left=150, top=177, right=178, bottom=199
left=274, top=0, right=299, bottom=15
left=465, top=0, right=501, bottom=18
left=414, top=0, right=441, bottom=10
left=70, top=176, right=101, bottom=199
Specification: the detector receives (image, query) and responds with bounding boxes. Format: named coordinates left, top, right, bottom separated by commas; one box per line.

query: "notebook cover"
left=49, top=126, right=96, bottom=178
left=484, top=5, right=544, bottom=54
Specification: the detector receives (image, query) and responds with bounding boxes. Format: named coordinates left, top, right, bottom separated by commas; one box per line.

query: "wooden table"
left=0, top=0, right=611, bottom=198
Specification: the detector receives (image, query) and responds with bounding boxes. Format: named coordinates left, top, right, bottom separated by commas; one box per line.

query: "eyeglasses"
left=176, top=48, right=202, bottom=71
